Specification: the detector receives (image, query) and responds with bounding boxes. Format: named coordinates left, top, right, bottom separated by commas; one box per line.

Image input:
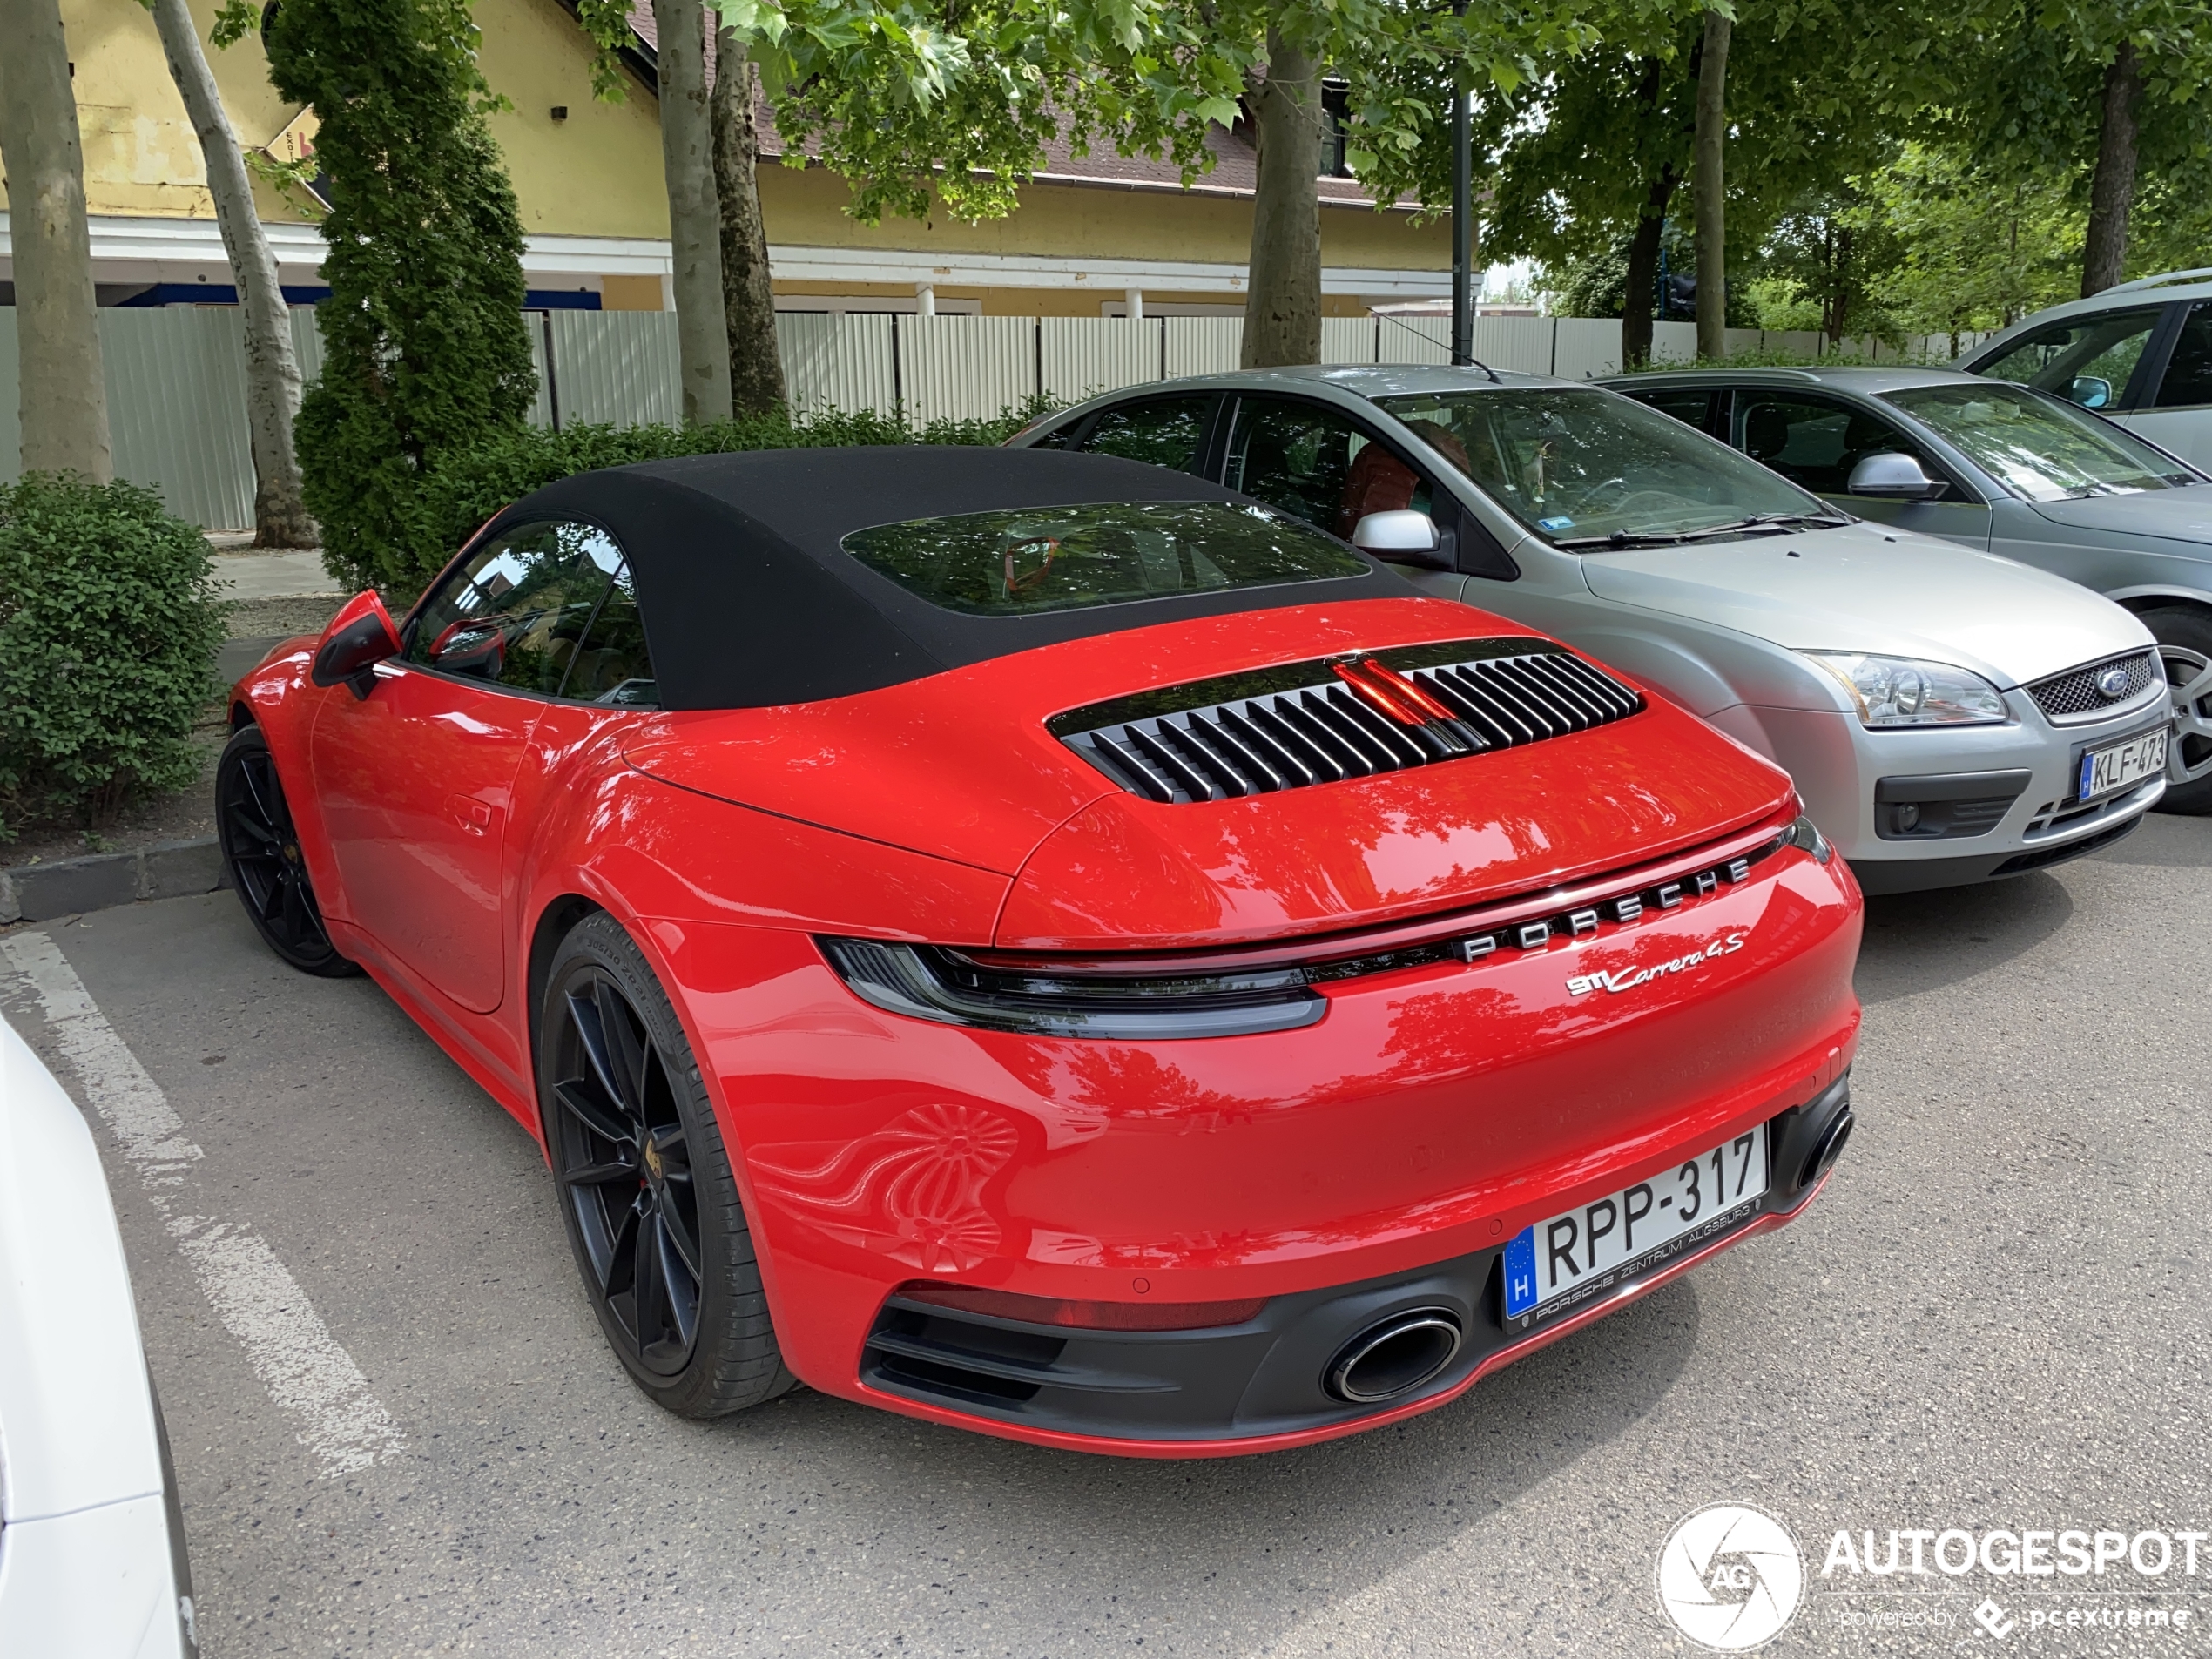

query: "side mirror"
left=1846, top=451, right=1946, bottom=502
left=2068, top=374, right=2113, bottom=409
left=311, top=590, right=403, bottom=699
left=1352, top=509, right=1450, bottom=570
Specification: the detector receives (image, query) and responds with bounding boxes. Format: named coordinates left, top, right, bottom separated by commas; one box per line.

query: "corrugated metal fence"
left=0, top=306, right=1984, bottom=529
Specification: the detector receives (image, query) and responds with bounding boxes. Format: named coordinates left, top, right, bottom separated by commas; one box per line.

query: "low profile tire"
left=539, top=912, right=796, bottom=1419
left=2141, top=608, right=2212, bottom=815
left=214, top=725, right=359, bottom=976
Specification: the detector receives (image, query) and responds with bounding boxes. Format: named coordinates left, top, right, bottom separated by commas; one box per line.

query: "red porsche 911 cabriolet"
left=221, top=447, right=1860, bottom=1457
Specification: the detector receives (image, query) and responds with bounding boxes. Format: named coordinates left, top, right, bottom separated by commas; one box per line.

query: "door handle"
left=448, top=793, right=494, bottom=834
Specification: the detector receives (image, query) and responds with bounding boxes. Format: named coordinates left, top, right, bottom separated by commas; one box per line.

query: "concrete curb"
left=0, top=837, right=230, bottom=925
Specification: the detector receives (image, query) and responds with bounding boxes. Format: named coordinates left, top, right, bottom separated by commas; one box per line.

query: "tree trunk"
left=652, top=0, right=732, bottom=423
left=711, top=27, right=786, bottom=418
left=1691, top=8, right=1730, bottom=363
left=2081, top=40, right=2140, bottom=297
left=1240, top=29, right=1322, bottom=369
left=1621, top=166, right=1676, bottom=369
left=149, top=0, right=313, bottom=544
left=0, top=0, right=111, bottom=480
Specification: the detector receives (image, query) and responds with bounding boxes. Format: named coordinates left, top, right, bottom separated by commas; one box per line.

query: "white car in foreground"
left=0, top=1017, right=196, bottom=1657
left=1015, top=367, right=2168, bottom=893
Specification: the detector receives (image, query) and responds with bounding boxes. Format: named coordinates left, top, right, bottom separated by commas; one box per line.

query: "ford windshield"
left=1373, top=388, right=1843, bottom=549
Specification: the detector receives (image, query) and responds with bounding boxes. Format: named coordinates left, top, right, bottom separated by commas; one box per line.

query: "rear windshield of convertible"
left=840, top=501, right=1368, bottom=616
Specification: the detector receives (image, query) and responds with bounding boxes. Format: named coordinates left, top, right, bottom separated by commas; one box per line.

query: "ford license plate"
left=1503, top=1123, right=1768, bottom=1327
left=2080, top=729, right=2167, bottom=802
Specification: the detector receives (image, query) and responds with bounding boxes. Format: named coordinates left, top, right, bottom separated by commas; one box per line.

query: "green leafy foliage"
left=389, top=399, right=1052, bottom=604
left=261, top=0, right=537, bottom=595
left=0, top=477, right=224, bottom=836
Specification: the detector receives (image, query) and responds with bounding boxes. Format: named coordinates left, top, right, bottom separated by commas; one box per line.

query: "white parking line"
left=1, top=931, right=405, bottom=1478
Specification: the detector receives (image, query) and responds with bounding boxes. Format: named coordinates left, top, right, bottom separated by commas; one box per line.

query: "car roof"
left=1593, top=364, right=1979, bottom=395
left=1962, top=269, right=2212, bottom=366
left=1121, top=365, right=1574, bottom=398
left=498, top=447, right=1403, bottom=711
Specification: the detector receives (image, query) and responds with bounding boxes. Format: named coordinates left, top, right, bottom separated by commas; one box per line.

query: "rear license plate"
left=1504, top=1123, right=1768, bottom=1325
left=2080, top=730, right=2168, bottom=802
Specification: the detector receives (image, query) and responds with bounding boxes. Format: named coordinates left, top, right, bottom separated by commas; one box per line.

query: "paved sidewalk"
left=212, top=549, right=341, bottom=600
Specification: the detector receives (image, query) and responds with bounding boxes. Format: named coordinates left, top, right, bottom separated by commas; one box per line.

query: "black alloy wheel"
left=215, top=725, right=358, bottom=977
left=540, top=913, right=796, bottom=1417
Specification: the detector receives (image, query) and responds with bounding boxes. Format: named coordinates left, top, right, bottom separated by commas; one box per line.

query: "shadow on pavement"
left=1854, top=871, right=2073, bottom=1005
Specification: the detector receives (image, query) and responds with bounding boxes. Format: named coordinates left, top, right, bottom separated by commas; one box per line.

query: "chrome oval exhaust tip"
left=1324, top=1308, right=1464, bottom=1404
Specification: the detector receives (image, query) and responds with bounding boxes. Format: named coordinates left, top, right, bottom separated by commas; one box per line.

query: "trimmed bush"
left=0, top=476, right=225, bottom=835
left=383, top=399, right=1053, bottom=602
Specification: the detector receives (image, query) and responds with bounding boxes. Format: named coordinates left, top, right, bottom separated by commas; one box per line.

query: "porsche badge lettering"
left=1447, top=853, right=1759, bottom=973
left=1566, top=932, right=1750, bottom=996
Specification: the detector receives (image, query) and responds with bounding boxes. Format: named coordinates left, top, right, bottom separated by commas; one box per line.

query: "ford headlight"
left=1803, top=652, right=2007, bottom=728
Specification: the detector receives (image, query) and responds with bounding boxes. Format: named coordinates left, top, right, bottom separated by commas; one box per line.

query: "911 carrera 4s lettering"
left=1566, top=932, right=1750, bottom=997
left=220, top=447, right=1864, bottom=1459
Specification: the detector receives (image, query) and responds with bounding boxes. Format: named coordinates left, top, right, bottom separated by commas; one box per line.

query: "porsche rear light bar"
left=815, top=813, right=1823, bottom=1040
left=815, top=936, right=1326, bottom=1038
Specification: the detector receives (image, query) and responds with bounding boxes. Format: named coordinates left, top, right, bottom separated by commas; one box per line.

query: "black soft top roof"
left=497, top=447, right=1403, bottom=710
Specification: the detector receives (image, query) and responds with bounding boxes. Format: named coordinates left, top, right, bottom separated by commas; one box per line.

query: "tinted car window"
left=407, top=520, right=619, bottom=696
left=1735, top=393, right=1930, bottom=495
left=840, top=502, right=1366, bottom=616
left=2151, top=301, right=2212, bottom=409
left=1973, top=307, right=2164, bottom=409
left=560, top=557, right=658, bottom=705
left=1075, top=396, right=1212, bottom=472
left=1224, top=397, right=1452, bottom=535
left=1626, top=386, right=1721, bottom=435
left=1372, top=388, right=1826, bottom=545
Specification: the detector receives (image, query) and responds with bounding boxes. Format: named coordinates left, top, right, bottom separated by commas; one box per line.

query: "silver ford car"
left=1009, top=367, right=2168, bottom=894
left=1598, top=363, right=2212, bottom=812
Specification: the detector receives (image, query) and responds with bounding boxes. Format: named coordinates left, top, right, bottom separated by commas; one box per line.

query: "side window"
left=1974, top=307, right=2165, bottom=409
left=2150, top=301, right=2212, bottom=409
left=1736, top=394, right=1932, bottom=496
left=406, top=520, right=619, bottom=697
left=1223, top=398, right=1375, bottom=530
left=1626, top=387, right=1719, bottom=435
left=561, top=558, right=658, bottom=706
left=1074, top=395, right=1213, bottom=473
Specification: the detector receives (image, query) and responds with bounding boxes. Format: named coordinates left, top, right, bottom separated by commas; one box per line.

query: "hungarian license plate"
left=2079, top=729, right=2167, bottom=802
left=1503, top=1123, right=1768, bottom=1325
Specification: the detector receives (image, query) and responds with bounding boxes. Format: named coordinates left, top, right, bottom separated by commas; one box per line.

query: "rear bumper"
left=684, top=835, right=1862, bottom=1456
left=853, top=1076, right=1852, bottom=1453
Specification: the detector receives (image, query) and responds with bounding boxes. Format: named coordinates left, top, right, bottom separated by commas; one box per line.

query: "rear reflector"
left=894, top=1281, right=1268, bottom=1332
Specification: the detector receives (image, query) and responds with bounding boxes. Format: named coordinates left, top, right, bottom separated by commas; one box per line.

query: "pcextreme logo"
left=1567, top=932, right=1749, bottom=997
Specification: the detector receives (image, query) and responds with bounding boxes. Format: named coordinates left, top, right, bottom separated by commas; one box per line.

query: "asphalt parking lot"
left=6, top=818, right=2209, bottom=1658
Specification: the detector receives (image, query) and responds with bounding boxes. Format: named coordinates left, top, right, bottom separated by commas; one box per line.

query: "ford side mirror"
left=1845, top=452, right=1947, bottom=502
left=311, top=590, right=403, bottom=699
left=1352, top=509, right=1450, bottom=570
left=2068, top=374, right=2113, bottom=409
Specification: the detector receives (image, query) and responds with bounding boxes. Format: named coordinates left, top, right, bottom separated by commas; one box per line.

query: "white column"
left=915, top=282, right=936, bottom=318
left=1124, top=286, right=1144, bottom=321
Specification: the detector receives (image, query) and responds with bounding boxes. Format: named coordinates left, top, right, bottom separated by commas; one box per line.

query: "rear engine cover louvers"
left=1051, top=637, right=1645, bottom=804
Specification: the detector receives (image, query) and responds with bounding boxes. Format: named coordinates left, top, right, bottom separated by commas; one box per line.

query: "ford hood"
left=2028, top=486, right=2212, bottom=551
left=1577, top=521, right=2152, bottom=686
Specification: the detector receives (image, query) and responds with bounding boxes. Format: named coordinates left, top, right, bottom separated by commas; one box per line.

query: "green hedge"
left=339, top=400, right=1055, bottom=601
left=0, top=476, right=225, bottom=836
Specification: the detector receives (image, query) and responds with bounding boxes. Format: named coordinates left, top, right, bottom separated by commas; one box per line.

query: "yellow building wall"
left=17, top=0, right=1445, bottom=291
left=17, top=0, right=667, bottom=238
left=755, top=162, right=1451, bottom=277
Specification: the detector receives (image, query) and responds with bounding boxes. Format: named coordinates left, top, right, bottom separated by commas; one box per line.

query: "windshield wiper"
left=1553, top=512, right=1849, bottom=550
left=1551, top=530, right=1694, bottom=549
left=1677, top=512, right=1851, bottom=538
